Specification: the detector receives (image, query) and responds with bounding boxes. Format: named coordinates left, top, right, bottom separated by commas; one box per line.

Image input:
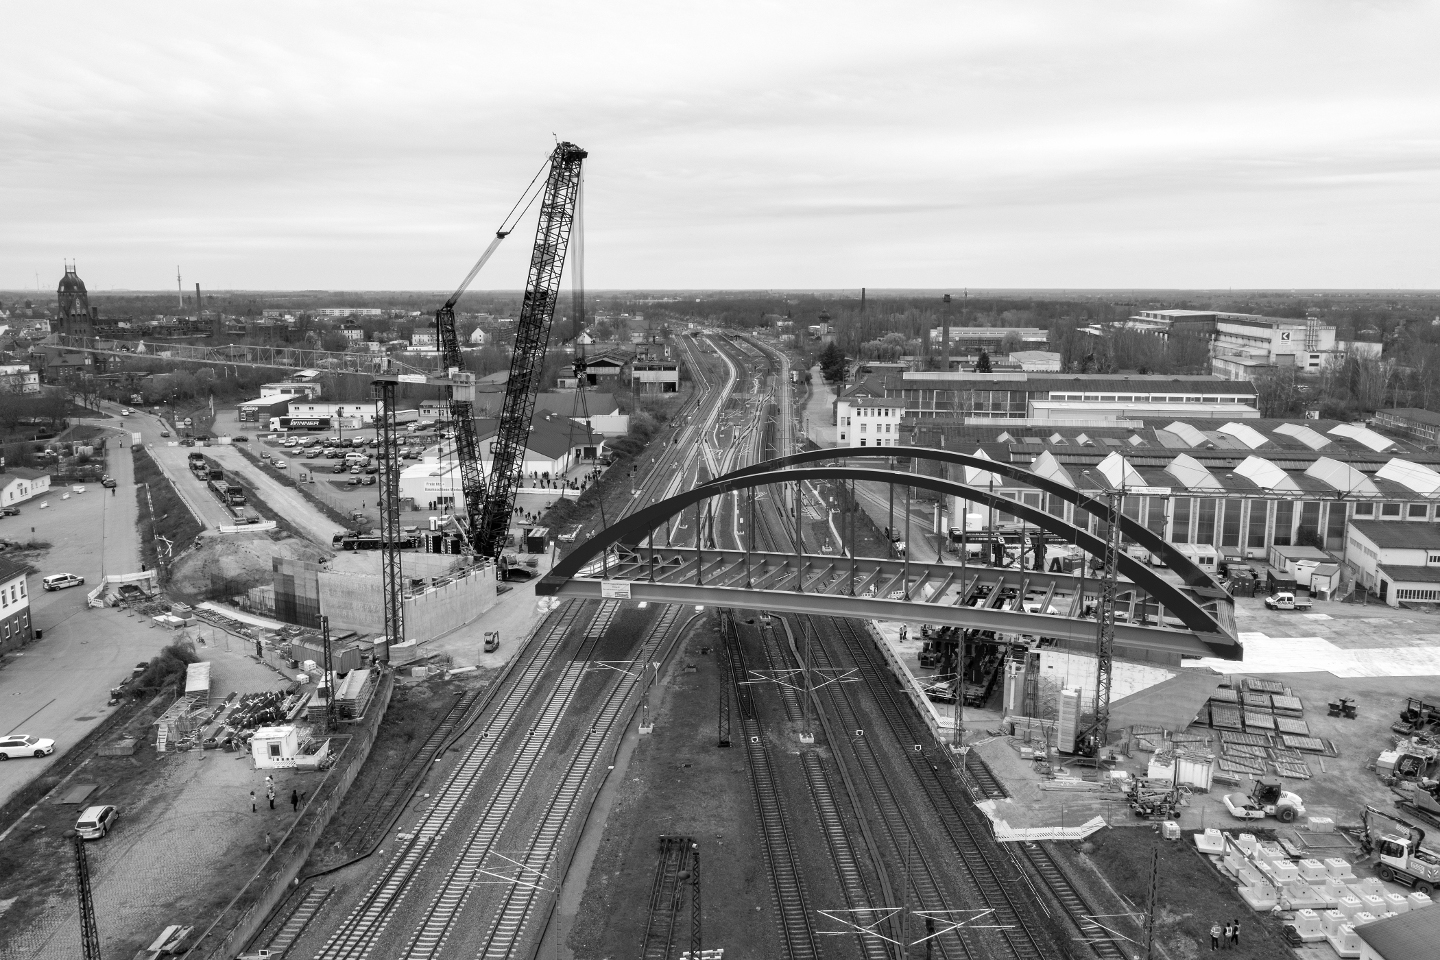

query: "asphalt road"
left=0, top=420, right=176, bottom=809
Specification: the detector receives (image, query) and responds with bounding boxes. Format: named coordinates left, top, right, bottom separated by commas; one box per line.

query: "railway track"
left=827, top=617, right=1087, bottom=960
left=399, top=605, right=622, bottom=960
left=750, top=620, right=889, bottom=960
left=474, top=605, right=685, bottom=960
left=309, top=600, right=584, bottom=960
left=341, top=686, right=486, bottom=851
left=639, top=836, right=698, bottom=960
left=723, top=614, right=821, bottom=960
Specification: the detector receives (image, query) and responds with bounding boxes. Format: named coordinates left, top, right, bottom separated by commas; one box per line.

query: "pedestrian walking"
left=291, top=789, right=300, bottom=812
left=300, top=790, right=307, bottom=806
left=1209, top=923, right=1221, bottom=951
left=268, top=786, right=276, bottom=810
left=264, top=831, right=273, bottom=852
left=1230, top=919, right=1240, bottom=947
left=250, top=790, right=257, bottom=813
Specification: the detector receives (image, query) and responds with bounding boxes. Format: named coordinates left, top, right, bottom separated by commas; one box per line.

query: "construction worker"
left=1210, top=923, right=1221, bottom=951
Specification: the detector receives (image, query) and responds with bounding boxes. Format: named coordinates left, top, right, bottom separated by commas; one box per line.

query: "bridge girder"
left=539, top=464, right=1240, bottom=661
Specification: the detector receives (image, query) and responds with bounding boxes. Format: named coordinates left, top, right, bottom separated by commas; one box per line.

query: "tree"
left=999, top=331, right=1022, bottom=356
left=320, top=330, right=350, bottom=353
left=818, top=342, right=847, bottom=383
left=1252, top=367, right=1300, bottom=418
left=975, top=350, right=992, bottom=373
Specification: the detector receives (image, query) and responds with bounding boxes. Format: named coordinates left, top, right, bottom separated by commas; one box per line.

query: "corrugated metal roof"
left=1353, top=893, right=1440, bottom=960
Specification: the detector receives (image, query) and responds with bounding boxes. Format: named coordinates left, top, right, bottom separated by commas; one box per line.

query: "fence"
left=180, top=669, right=395, bottom=960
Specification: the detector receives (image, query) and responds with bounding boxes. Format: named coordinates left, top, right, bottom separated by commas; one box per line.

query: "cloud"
left=2, top=1, right=1437, bottom=290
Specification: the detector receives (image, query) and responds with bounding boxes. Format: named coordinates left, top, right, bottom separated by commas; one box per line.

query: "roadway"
left=205, top=446, right=344, bottom=545
left=0, top=418, right=176, bottom=810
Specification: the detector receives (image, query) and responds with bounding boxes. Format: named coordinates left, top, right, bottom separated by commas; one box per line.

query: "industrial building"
left=1343, top=520, right=1440, bottom=606
left=927, top=326, right=1049, bottom=352
left=1124, top=309, right=1384, bottom=381
left=400, top=415, right=603, bottom=508
left=1373, top=408, right=1440, bottom=446
left=841, top=370, right=1258, bottom=423
left=835, top=396, right=904, bottom=448
left=904, top=417, right=1440, bottom=562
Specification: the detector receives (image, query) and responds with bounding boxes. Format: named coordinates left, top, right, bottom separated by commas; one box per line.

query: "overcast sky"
left=4, top=2, right=1437, bottom=293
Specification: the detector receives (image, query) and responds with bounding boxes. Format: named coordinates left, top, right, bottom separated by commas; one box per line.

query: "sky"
left=3, top=2, right=1438, bottom=292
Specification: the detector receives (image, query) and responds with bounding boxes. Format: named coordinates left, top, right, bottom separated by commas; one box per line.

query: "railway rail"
left=474, top=605, right=685, bottom=959
left=310, top=600, right=585, bottom=960
left=639, top=836, right=699, bottom=960
left=723, top=612, right=821, bottom=960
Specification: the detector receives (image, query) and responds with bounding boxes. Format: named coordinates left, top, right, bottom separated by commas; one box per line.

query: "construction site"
left=1, top=136, right=1438, bottom=960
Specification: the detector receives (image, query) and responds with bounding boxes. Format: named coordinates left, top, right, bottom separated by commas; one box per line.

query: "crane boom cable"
left=442, top=153, right=553, bottom=309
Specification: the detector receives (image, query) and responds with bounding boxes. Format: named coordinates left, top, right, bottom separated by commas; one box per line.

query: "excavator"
left=1359, top=805, right=1440, bottom=896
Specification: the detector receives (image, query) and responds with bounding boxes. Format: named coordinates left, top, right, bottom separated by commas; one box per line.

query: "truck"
left=1264, top=592, right=1313, bottom=611
left=1361, top=806, right=1440, bottom=895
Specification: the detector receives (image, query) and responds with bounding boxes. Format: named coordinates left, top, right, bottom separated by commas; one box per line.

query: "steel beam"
left=547, top=579, right=1232, bottom=658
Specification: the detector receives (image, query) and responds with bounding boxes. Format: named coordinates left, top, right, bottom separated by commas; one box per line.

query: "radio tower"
left=67, top=830, right=103, bottom=960
left=176, top=267, right=184, bottom=311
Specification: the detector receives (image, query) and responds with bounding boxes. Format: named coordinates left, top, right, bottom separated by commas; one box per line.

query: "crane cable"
left=442, top=152, right=554, bottom=309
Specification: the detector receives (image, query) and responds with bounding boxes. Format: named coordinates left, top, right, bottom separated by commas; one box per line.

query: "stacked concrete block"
left=1238, top=878, right=1278, bottom=911
left=1271, top=860, right=1300, bottom=884
left=1320, top=877, right=1351, bottom=905
left=1321, top=910, right=1348, bottom=938
left=1406, top=891, right=1433, bottom=910
left=1350, top=878, right=1386, bottom=899
left=1335, top=895, right=1363, bottom=920
left=1279, top=881, right=1328, bottom=910
left=1235, top=832, right=1258, bottom=855
left=1359, top=892, right=1387, bottom=916
left=1383, top=892, right=1410, bottom=915
left=1325, top=857, right=1357, bottom=880
left=1291, top=908, right=1326, bottom=942
left=1326, top=921, right=1361, bottom=959
left=1308, top=816, right=1334, bottom=833
left=1194, top=828, right=1225, bottom=855
left=1298, top=859, right=1328, bottom=882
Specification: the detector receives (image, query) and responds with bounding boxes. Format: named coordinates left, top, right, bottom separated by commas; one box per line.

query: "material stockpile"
left=1193, top=827, right=1436, bottom=955
left=308, top=667, right=373, bottom=722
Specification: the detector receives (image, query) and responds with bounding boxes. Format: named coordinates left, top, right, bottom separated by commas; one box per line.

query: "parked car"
left=347, top=476, right=362, bottom=486
left=259, top=450, right=271, bottom=460
left=120, top=409, right=131, bottom=416
left=350, top=466, right=362, bottom=474
left=363, top=475, right=376, bottom=486
left=0, top=507, right=19, bottom=517
left=232, top=436, right=249, bottom=443
left=43, top=573, right=85, bottom=591
left=0, top=734, right=55, bottom=759
left=365, top=465, right=378, bottom=474
left=74, top=805, right=119, bottom=840
left=332, top=463, right=346, bottom=474
left=160, top=430, right=170, bottom=438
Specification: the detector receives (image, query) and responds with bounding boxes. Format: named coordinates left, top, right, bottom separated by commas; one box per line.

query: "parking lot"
left=0, top=427, right=177, bottom=809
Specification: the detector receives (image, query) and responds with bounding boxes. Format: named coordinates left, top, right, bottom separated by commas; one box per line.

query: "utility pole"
left=1090, top=485, right=1123, bottom=757
left=321, top=614, right=336, bottom=730
left=67, top=830, right=103, bottom=960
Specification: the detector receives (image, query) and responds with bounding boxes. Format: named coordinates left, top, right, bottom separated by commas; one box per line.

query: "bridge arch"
left=539, top=465, right=1237, bottom=657
left=706, top=445, right=1220, bottom=592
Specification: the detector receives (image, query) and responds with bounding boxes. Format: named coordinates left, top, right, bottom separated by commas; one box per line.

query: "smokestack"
left=860, top=287, right=866, bottom=312
left=195, top=283, right=202, bottom=325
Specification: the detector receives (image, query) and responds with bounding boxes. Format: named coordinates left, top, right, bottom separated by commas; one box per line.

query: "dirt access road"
left=205, top=445, right=343, bottom=545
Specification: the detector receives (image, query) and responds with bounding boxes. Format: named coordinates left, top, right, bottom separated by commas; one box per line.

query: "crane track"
left=474, top=605, right=684, bottom=959
left=723, top=617, right=821, bottom=960
left=309, top=600, right=586, bottom=960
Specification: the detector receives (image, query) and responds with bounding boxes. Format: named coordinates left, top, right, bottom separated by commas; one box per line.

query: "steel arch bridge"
left=537, top=450, right=1240, bottom=660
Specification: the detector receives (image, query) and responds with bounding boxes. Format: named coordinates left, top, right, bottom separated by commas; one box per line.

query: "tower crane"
left=371, top=141, right=587, bottom=653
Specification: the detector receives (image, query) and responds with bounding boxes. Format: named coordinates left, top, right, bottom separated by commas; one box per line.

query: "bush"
left=134, top=640, right=200, bottom=695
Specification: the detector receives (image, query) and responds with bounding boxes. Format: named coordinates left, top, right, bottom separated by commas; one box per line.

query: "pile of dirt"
left=169, top=531, right=328, bottom=597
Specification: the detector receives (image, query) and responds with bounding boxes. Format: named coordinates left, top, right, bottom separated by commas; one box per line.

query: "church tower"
left=56, top=263, right=95, bottom=338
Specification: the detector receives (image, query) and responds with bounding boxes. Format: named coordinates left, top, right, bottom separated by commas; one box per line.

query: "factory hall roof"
left=1353, top=902, right=1440, bottom=960
left=1350, top=521, right=1440, bottom=551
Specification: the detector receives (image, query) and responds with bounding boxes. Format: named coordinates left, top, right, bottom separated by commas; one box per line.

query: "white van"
left=43, top=573, right=85, bottom=591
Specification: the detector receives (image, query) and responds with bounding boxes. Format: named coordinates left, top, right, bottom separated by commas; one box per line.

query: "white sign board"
left=1126, top=486, right=1172, bottom=496
left=397, top=374, right=429, bottom=384
left=600, top=581, right=632, bottom=600
left=131, top=432, right=142, bottom=444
